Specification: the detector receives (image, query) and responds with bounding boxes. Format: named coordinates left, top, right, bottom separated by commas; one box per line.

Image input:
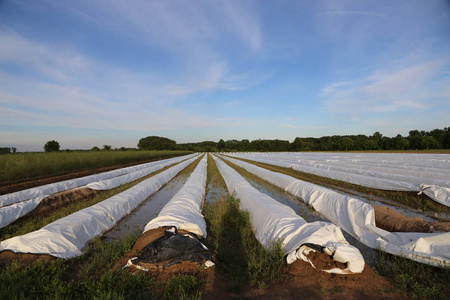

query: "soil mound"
left=374, top=205, right=450, bottom=233
left=0, top=250, right=55, bottom=266
left=305, top=250, right=347, bottom=271
left=120, top=227, right=212, bottom=272
left=18, top=188, right=98, bottom=222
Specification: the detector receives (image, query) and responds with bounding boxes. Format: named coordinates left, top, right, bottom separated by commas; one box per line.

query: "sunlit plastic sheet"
left=225, top=152, right=450, bottom=207
left=0, top=154, right=198, bottom=229
left=0, top=156, right=199, bottom=258
left=144, top=155, right=207, bottom=238
left=213, top=155, right=364, bottom=274
left=219, top=155, right=450, bottom=267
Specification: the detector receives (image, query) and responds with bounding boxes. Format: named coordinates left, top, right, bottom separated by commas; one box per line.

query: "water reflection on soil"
left=103, top=172, right=191, bottom=242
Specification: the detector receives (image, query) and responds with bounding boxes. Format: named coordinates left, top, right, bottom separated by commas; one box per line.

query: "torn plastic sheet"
left=0, top=154, right=199, bottom=229
left=0, top=155, right=199, bottom=259
left=212, top=155, right=364, bottom=274
left=219, top=155, right=450, bottom=267
left=144, top=155, right=208, bottom=238
left=225, top=152, right=450, bottom=207
left=125, top=228, right=213, bottom=270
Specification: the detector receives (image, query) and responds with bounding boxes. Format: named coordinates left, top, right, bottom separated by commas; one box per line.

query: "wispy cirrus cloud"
left=318, top=10, right=386, bottom=18
left=321, top=56, right=450, bottom=114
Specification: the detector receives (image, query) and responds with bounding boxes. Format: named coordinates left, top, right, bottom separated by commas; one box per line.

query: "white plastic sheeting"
left=213, top=155, right=364, bottom=274
left=225, top=152, right=450, bottom=207
left=219, top=155, right=450, bottom=267
left=0, top=155, right=199, bottom=258
left=0, top=154, right=198, bottom=229
left=144, top=155, right=207, bottom=238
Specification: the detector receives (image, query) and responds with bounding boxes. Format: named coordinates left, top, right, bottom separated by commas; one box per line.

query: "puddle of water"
left=103, top=172, right=191, bottom=242
left=205, top=182, right=228, bottom=203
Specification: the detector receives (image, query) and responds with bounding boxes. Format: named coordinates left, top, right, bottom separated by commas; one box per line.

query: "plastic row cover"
left=0, top=153, right=197, bottom=207
left=226, top=153, right=450, bottom=207
left=242, top=153, right=450, bottom=187
left=213, top=155, right=364, bottom=274
left=219, top=155, right=450, bottom=267
left=0, top=155, right=199, bottom=258
left=144, top=155, right=207, bottom=238
left=0, top=154, right=199, bottom=229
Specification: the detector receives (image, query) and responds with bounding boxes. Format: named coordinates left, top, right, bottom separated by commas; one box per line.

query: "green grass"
left=0, top=150, right=192, bottom=184
left=203, top=195, right=287, bottom=292
left=164, top=274, right=205, bottom=300
left=226, top=155, right=450, bottom=213
left=373, top=250, right=450, bottom=299
left=0, top=233, right=156, bottom=300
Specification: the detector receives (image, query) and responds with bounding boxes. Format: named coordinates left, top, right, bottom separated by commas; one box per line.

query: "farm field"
left=0, top=150, right=193, bottom=193
left=0, top=152, right=449, bottom=299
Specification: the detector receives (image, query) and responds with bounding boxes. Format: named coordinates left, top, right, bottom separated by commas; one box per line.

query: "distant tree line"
left=2, top=128, right=448, bottom=155
left=0, top=147, right=17, bottom=154
left=173, top=127, right=450, bottom=152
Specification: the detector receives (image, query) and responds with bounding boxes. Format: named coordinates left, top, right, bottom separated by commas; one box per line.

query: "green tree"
left=137, top=136, right=176, bottom=150
left=217, top=139, right=226, bottom=151
left=420, top=136, right=439, bottom=150
left=102, top=145, right=112, bottom=151
left=44, top=140, right=60, bottom=152
left=339, top=137, right=354, bottom=151
left=364, top=140, right=379, bottom=150
left=291, top=137, right=303, bottom=151
left=91, top=146, right=100, bottom=151
left=394, top=134, right=409, bottom=150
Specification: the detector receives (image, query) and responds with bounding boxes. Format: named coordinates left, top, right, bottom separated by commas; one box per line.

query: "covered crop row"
left=0, top=155, right=199, bottom=258
left=219, top=154, right=450, bottom=267
left=226, top=152, right=450, bottom=207
left=144, top=155, right=208, bottom=238
left=125, top=155, right=213, bottom=271
left=0, top=154, right=198, bottom=228
left=213, top=155, right=364, bottom=274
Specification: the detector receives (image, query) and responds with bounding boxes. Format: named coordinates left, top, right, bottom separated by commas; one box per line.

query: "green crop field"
left=0, top=150, right=192, bottom=184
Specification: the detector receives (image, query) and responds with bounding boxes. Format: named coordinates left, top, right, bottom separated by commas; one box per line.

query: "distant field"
left=0, top=150, right=192, bottom=184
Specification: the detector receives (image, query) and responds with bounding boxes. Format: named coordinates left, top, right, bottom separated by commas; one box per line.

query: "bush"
left=44, top=140, right=60, bottom=152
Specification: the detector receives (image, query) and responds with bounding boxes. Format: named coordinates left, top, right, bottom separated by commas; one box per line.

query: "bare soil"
left=114, top=229, right=405, bottom=299
left=0, top=250, right=55, bottom=265
left=374, top=205, right=450, bottom=233
left=202, top=257, right=406, bottom=300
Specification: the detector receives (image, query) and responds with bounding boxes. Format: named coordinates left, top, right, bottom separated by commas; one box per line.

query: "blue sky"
left=1, top=0, right=449, bottom=151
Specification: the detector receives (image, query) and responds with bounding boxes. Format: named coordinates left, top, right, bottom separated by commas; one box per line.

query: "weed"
left=204, top=195, right=287, bottom=292
left=164, top=274, right=204, bottom=300
left=373, top=249, right=450, bottom=299
left=0, top=232, right=155, bottom=300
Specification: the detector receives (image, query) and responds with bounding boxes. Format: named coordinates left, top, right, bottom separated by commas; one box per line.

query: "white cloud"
left=321, top=56, right=450, bottom=114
